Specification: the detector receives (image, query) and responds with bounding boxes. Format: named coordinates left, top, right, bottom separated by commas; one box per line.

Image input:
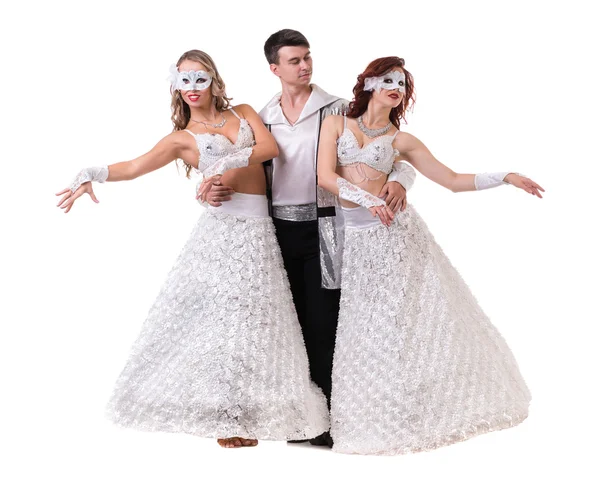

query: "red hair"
left=347, top=57, right=416, bottom=129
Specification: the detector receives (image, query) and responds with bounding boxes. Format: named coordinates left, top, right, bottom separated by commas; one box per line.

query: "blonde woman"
left=56, top=50, right=329, bottom=448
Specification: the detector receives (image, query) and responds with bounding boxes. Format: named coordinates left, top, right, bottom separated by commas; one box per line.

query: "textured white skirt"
left=331, top=205, right=530, bottom=455
left=106, top=193, right=329, bottom=440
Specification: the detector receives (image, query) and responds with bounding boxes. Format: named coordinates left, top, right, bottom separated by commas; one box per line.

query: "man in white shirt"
left=206, top=29, right=415, bottom=447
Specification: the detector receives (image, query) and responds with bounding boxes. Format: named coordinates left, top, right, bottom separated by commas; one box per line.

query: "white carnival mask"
left=363, top=70, right=406, bottom=93
left=168, top=64, right=213, bottom=91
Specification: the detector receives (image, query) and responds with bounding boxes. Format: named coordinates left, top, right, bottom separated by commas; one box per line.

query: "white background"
left=1, top=0, right=598, bottom=477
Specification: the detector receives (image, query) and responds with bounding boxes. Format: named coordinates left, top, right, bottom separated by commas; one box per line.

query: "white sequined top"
left=184, top=108, right=255, bottom=174
left=336, top=116, right=400, bottom=175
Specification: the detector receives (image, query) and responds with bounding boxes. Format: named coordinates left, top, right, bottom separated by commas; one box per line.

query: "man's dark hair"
left=264, top=29, right=310, bottom=64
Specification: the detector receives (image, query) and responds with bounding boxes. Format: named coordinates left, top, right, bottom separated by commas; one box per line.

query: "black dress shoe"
left=287, top=439, right=308, bottom=444
left=308, top=431, right=334, bottom=448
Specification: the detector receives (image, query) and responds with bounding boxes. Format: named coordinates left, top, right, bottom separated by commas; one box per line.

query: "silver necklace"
left=357, top=115, right=392, bottom=138
left=190, top=111, right=227, bottom=128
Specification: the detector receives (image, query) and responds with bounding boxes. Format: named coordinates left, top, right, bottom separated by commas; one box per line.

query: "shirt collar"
left=259, top=84, right=340, bottom=125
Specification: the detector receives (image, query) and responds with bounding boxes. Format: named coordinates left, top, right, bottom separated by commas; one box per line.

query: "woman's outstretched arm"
left=56, top=131, right=195, bottom=213
left=395, top=132, right=544, bottom=197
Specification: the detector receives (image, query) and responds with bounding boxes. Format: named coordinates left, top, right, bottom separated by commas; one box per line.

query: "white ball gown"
left=106, top=111, right=329, bottom=440
left=330, top=124, right=530, bottom=455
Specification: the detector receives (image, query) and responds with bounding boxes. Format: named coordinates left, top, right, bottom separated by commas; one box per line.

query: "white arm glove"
left=202, top=147, right=253, bottom=177
left=337, top=177, right=386, bottom=209
left=387, top=161, right=416, bottom=191
left=474, top=171, right=521, bottom=190
left=69, top=166, right=109, bottom=193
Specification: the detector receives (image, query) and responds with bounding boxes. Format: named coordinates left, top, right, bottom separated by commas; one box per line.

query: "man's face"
left=270, top=46, right=313, bottom=87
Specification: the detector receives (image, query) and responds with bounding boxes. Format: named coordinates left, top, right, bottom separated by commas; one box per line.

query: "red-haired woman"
left=317, top=57, right=543, bottom=455
left=56, top=50, right=329, bottom=448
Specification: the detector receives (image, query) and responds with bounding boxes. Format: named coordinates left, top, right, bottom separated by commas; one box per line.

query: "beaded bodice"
left=186, top=110, right=255, bottom=174
left=336, top=127, right=399, bottom=175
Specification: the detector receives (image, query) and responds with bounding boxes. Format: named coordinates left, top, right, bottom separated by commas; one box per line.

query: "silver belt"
left=272, top=203, right=317, bottom=221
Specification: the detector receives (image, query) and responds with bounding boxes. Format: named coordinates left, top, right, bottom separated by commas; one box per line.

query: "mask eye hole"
left=182, top=78, right=190, bottom=84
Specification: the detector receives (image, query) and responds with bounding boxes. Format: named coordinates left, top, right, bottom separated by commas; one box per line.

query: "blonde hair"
left=171, top=50, right=232, bottom=177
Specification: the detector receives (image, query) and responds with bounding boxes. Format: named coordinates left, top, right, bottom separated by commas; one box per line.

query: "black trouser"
left=273, top=218, right=341, bottom=407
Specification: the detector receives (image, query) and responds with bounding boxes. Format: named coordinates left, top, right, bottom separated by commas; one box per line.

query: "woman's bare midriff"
left=219, top=164, right=267, bottom=195
left=337, top=165, right=388, bottom=208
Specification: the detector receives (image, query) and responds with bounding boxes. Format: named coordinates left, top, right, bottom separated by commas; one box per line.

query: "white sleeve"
left=337, top=177, right=386, bottom=209
left=69, top=166, right=109, bottom=193
left=202, top=147, right=253, bottom=177
left=474, top=172, right=520, bottom=190
left=387, top=161, right=416, bottom=191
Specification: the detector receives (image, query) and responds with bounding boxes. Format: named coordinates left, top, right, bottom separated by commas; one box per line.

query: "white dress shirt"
left=259, top=84, right=342, bottom=206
